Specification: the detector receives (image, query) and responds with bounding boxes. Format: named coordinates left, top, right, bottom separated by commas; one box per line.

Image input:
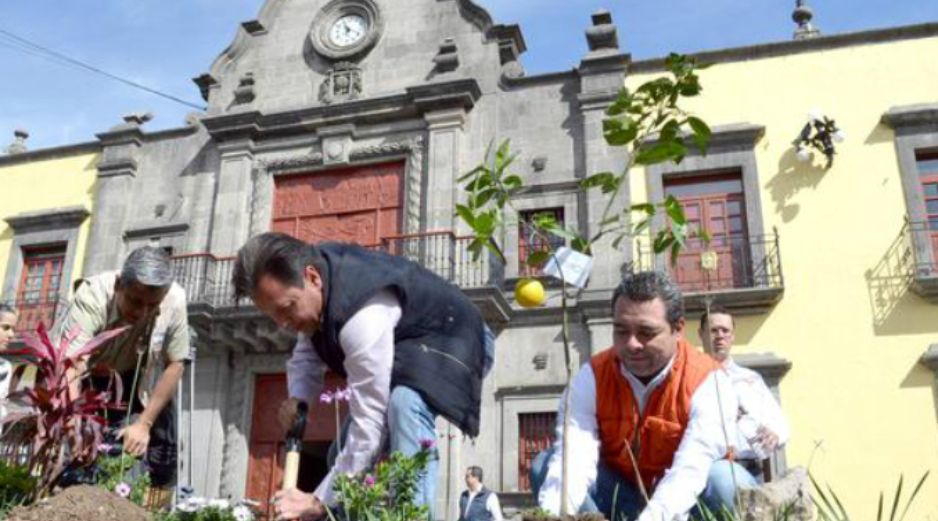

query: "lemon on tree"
left=514, top=278, right=546, bottom=308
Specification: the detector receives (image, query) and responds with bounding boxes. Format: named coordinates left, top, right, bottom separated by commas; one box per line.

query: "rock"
left=739, top=467, right=814, bottom=521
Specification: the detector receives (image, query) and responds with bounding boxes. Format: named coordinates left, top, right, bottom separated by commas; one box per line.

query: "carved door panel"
left=272, top=161, right=405, bottom=247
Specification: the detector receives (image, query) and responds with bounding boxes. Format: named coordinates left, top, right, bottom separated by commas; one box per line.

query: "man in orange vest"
left=531, top=271, right=740, bottom=521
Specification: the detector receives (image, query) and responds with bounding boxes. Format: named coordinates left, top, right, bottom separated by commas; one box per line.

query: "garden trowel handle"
left=282, top=400, right=309, bottom=490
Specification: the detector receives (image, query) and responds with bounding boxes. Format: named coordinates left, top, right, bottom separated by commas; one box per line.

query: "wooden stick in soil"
left=623, top=441, right=651, bottom=505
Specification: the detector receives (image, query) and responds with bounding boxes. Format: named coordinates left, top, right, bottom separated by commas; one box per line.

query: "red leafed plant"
left=0, top=323, right=128, bottom=499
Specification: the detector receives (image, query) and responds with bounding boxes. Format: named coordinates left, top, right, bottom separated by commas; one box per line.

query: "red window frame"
left=518, top=412, right=556, bottom=491
left=915, top=150, right=938, bottom=260
left=663, top=171, right=751, bottom=290
left=518, top=208, right=565, bottom=277
left=15, top=246, right=66, bottom=333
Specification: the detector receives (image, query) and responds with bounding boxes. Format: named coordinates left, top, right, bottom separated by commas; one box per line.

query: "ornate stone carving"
left=4, top=129, right=29, bottom=155
left=233, top=73, right=256, bottom=105
left=585, top=10, right=619, bottom=53
left=433, top=38, right=460, bottom=73
left=319, top=62, right=363, bottom=105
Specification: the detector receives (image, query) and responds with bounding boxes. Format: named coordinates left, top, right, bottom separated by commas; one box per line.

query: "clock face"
left=330, top=14, right=368, bottom=47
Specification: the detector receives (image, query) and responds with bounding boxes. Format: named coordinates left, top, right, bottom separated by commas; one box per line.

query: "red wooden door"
left=16, top=247, right=65, bottom=332
left=918, top=153, right=938, bottom=263
left=272, top=161, right=405, bottom=247
left=518, top=412, right=556, bottom=491
left=664, top=174, right=749, bottom=291
left=246, top=373, right=348, bottom=519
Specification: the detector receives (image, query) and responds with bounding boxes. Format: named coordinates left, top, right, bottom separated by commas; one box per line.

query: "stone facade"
left=72, top=0, right=795, bottom=518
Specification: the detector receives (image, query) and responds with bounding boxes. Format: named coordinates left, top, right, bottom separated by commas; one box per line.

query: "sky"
left=1, top=0, right=936, bottom=151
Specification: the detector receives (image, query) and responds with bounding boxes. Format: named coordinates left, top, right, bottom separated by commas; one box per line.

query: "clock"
left=309, top=0, right=383, bottom=61
left=329, top=14, right=368, bottom=47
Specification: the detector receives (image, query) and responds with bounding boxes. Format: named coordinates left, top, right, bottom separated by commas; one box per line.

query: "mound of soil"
left=6, top=485, right=150, bottom=521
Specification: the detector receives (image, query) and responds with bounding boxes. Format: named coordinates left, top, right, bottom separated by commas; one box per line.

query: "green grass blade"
left=889, top=474, right=904, bottom=521
left=897, top=471, right=929, bottom=521
left=877, top=492, right=884, bottom=521
left=827, top=485, right=850, bottom=521
left=810, top=474, right=841, bottom=521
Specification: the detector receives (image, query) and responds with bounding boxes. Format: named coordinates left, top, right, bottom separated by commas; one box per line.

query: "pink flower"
left=335, top=388, right=352, bottom=402
left=419, top=438, right=436, bottom=450
left=115, top=482, right=132, bottom=498
left=363, top=474, right=376, bottom=487
left=319, top=391, right=334, bottom=404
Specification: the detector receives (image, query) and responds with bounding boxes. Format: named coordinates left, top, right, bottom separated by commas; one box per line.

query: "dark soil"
left=6, top=485, right=150, bottom=521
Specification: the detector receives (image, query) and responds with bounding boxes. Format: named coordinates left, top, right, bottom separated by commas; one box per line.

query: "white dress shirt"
left=723, top=358, right=790, bottom=459
left=463, top=487, right=504, bottom=521
left=286, top=290, right=402, bottom=505
left=538, top=355, right=738, bottom=521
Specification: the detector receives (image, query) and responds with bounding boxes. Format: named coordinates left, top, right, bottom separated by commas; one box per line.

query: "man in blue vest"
left=459, top=466, right=503, bottom=521
left=232, top=232, right=493, bottom=520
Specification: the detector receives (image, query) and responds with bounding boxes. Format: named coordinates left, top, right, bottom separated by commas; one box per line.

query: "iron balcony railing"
left=907, top=220, right=938, bottom=277
left=171, top=232, right=505, bottom=308
left=636, top=231, right=784, bottom=293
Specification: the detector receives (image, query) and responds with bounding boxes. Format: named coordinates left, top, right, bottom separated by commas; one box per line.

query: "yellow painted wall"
left=0, top=151, right=99, bottom=298
left=627, top=36, right=938, bottom=518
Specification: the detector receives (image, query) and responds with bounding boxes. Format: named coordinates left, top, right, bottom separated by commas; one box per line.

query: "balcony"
left=170, top=232, right=510, bottom=335
left=907, top=220, right=938, bottom=302
left=635, top=231, right=784, bottom=315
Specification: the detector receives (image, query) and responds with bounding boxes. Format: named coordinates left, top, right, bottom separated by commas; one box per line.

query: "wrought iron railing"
left=907, top=220, right=938, bottom=277
left=171, top=232, right=505, bottom=308
left=635, top=231, right=784, bottom=293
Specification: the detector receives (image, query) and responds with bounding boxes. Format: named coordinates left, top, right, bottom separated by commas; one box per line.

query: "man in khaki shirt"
left=55, top=246, right=190, bottom=494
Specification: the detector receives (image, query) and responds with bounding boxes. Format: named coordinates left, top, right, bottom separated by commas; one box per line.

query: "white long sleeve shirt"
left=723, top=358, right=790, bottom=459
left=538, top=356, right=738, bottom=521
left=286, top=290, right=402, bottom=505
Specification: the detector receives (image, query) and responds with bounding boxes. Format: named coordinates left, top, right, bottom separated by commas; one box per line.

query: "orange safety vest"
left=591, top=339, right=717, bottom=492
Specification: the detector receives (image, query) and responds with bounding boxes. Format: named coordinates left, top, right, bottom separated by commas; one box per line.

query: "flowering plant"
left=321, top=386, right=351, bottom=451
left=155, top=496, right=257, bottom=521
left=331, top=439, right=435, bottom=521
left=95, top=444, right=151, bottom=506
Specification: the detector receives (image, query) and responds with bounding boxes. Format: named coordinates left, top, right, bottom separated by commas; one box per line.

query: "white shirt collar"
left=620, top=355, right=676, bottom=413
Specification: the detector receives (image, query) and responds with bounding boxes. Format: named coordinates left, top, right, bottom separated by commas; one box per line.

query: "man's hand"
left=278, top=397, right=300, bottom=432
left=273, top=488, right=323, bottom=521
left=118, top=420, right=151, bottom=457
left=755, top=425, right=780, bottom=452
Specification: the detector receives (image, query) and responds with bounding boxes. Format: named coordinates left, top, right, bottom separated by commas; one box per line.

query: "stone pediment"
left=195, top=0, right=524, bottom=116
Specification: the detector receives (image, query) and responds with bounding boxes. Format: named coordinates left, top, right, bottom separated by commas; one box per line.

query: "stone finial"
left=792, top=0, right=820, bottom=40
left=433, top=38, right=460, bottom=73
left=585, top=9, right=619, bottom=53
left=233, top=72, right=256, bottom=105
left=5, top=128, right=29, bottom=155
left=123, top=112, right=154, bottom=126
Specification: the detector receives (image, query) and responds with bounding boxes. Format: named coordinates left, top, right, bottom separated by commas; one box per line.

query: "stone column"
left=83, top=114, right=149, bottom=275
left=210, top=138, right=256, bottom=255
left=424, top=108, right=467, bottom=232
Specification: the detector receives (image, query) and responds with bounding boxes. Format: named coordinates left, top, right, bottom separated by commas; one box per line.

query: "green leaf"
left=660, top=119, right=681, bottom=142
left=495, top=139, right=511, bottom=166
left=611, top=233, right=627, bottom=250
left=455, top=204, right=475, bottom=228
left=603, top=117, right=639, bottom=146
left=545, top=226, right=578, bottom=241
left=474, top=212, right=496, bottom=235
left=663, top=195, right=686, bottom=224
left=458, top=165, right=487, bottom=183
left=889, top=475, right=903, bottom=521
left=581, top=171, right=616, bottom=190
left=525, top=250, right=551, bottom=267
left=687, top=116, right=711, bottom=153
left=634, top=141, right=687, bottom=165
left=631, top=202, right=656, bottom=216
left=652, top=231, right=675, bottom=253
left=605, top=87, right=632, bottom=116
left=571, top=236, right=591, bottom=254
left=471, top=189, right=497, bottom=208
left=503, top=175, right=524, bottom=191
left=600, top=215, right=621, bottom=227
left=898, top=471, right=929, bottom=521
left=671, top=222, right=687, bottom=247
left=633, top=218, right=651, bottom=236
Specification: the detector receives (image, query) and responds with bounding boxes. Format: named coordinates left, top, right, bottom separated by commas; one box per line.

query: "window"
left=15, top=246, right=66, bottom=333
left=518, top=208, right=565, bottom=277
left=518, top=412, right=556, bottom=491
left=916, top=151, right=938, bottom=261
left=663, top=171, right=751, bottom=291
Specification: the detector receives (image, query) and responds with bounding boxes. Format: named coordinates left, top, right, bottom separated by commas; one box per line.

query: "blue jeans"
left=530, top=449, right=757, bottom=520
